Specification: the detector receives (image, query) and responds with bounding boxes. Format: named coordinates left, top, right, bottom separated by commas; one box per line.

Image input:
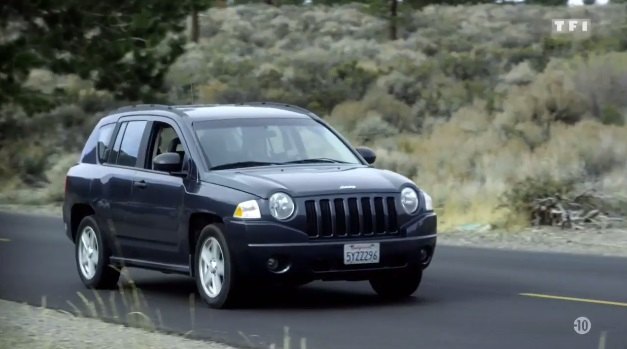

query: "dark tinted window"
left=97, top=124, right=115, bottom=163
left=116, top=121, right=147, bottom=167
left=194, top=118, right=360, bottom=169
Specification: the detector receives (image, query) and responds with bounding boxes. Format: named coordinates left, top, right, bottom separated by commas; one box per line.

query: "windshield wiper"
left=210, top=161, right=279, bottom=170
left=281, top=158, right=350, bottom=165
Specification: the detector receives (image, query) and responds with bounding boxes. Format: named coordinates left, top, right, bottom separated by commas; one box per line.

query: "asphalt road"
left=1, top=211, right=626, bottom=349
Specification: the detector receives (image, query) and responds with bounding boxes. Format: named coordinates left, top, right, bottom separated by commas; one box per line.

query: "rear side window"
left=97, top=124, right=115, bottom=163
left=116, top=121, right=148, bottom=167
left=109, top=123, right=127, bottom=163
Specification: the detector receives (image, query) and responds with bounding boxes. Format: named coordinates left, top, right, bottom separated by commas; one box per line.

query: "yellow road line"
left=520, top=293, right=627, bottom=308
left=0, top=238, right=9, bottom=242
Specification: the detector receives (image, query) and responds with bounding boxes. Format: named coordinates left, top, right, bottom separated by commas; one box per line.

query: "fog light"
left=419, top=248, right=429, bottom=263
left=267, top=257, right=279, bottom=271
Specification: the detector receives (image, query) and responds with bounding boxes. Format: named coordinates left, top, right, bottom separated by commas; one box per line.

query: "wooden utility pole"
left=389, top=0, right=398, bottom=40
left=191, top=5, right=199, bottom=43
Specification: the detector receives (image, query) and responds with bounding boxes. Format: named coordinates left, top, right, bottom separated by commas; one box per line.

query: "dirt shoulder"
left=0, top=299, right=235, bottom=349
left=439, top=225, right=627, bottom=258
left=0, top=204, right=62, bottom=217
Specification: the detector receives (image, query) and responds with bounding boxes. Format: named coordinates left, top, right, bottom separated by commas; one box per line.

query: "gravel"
left=439, top=226, right=627, bottom=258
left=0, top=299, right=235, bottom=349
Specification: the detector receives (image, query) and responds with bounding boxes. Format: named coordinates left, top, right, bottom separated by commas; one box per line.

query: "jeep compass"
left=63, top=102, right=437, bottom=308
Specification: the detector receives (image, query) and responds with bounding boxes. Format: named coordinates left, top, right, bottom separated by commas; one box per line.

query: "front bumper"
left=225, top=212, right=437, bottom=282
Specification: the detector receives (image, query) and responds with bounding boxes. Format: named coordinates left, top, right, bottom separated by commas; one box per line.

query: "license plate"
left=343, top=243, right=380, bottom=265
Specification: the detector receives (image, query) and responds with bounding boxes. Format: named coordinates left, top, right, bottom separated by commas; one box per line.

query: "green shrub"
left=499, top=176, right=577, bottom=223
left=372, top=148, right=420, bottom=179
left=353, top=114, right=397, bottom=144
left=600, top=106, right=625, bottom=126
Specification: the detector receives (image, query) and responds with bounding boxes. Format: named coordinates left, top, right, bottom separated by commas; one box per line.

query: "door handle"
left=133, top=180, right=147, bottom=189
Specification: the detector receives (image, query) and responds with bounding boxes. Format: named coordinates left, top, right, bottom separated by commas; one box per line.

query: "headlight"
left=401, top=187, right=419, bottom=214
left=269, top=192, right=295, bottom=220
left=233, top=200, right=261, bottom=219
left=422, top=191, right=433, bottom=211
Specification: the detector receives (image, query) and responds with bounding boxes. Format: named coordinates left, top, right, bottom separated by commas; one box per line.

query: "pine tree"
left=0, top=0, right=213, bottom=111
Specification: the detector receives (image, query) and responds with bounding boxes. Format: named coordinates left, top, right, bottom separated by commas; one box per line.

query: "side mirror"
left=153, top=152, right=182, bottom=173
left=356, top=146, right=376, bottom=164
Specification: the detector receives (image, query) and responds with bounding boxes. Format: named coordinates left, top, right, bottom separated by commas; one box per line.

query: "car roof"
left=107, top=102, right=316, bottom=122
left=176, top=104, right=312, bottom=120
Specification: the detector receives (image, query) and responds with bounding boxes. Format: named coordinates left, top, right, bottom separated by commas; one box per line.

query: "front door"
left=126, top=120, right=189, bottom=265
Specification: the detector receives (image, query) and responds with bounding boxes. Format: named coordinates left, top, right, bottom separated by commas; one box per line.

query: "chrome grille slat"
left=374, top=197, right=385, bottom=234
left=348, top=198, right=359, bottom=236
left=319, top=199, right=332, bottom=237
left=356, top=197, right=364, bottom=235
left=386, top=197, right=398, bottom=234
left=305, top=200, right=318, bottom=238
left=361, top=197, right=373, bottom=235
left=334, top=198, right=347, bottom=237
left=380, top=197, right=389, bottom=234
left=370, top=197, right=377, bottom=235
left=314, top=200, right=323, bottom=237
left=329, top=199, right=337, bottom=237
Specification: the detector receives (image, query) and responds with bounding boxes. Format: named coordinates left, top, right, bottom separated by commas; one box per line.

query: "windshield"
left=194, top=118, right=362, bottom=170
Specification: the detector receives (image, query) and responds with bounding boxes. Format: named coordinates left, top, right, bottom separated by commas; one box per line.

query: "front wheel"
left=194, top=224, right=240, bottom=308
left=369, top=267, right=422, bottom=300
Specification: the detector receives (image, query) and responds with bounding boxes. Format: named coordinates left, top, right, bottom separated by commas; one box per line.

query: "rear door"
left=103, top=119, right=150, bottom=258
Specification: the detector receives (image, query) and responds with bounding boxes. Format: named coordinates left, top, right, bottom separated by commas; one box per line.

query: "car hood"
left=203, top=165, right=414, bottom=199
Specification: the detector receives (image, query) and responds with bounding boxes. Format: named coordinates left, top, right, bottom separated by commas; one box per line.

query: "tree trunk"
left=190, top=6, right=199, bottom=43
left=389, top=0, right=398, bottom=41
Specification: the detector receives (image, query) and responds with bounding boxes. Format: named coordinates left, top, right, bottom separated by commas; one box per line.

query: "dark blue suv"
left=63, top=103, right=437, bottom=308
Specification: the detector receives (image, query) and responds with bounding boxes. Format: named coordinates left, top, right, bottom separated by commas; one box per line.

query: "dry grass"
left=0, top=153, right=78, bottom=206
left=33, top=269, right=309, bottom=349
left=375, top=121, right=627, bottom=231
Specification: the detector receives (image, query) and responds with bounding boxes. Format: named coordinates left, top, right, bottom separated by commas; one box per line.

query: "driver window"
left=147, top=122, right=184, bottom=171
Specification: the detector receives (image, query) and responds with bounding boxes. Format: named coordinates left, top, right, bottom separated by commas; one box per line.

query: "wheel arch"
left=188, top=212, right=224, bottom=265
left=70, top=203, right=96, bottom=242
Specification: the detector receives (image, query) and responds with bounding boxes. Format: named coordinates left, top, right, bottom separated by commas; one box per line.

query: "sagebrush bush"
left=353, top=114, right=397, bottom=144
left=499, top=176, right=577, bottom=224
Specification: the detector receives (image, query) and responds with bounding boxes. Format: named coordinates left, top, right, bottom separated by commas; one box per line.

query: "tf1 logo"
left=551, top=19, right=591, bottom=34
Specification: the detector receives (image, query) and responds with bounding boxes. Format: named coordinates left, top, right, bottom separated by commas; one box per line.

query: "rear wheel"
left=194, top=224, right=240, bottom=308
left=369, top=267, right=422, bottom=300
left=75, top=216, right=120, bottom=289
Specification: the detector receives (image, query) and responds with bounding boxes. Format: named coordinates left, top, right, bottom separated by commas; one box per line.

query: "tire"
left=75, top=216, right=120, bottom=289
left=369, top=267, right=422, bottom=300
left=194, top=224, right=240, bottom=308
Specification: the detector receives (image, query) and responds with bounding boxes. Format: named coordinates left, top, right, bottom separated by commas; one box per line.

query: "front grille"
left=304, top=196, right=399, bottom=239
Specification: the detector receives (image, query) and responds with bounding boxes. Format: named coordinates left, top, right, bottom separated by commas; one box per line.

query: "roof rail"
left=173, top=104, right=218, bottom=109
left=112, top=104, right=176, bottom=114
left=243, top=101, right=316, bottom=116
